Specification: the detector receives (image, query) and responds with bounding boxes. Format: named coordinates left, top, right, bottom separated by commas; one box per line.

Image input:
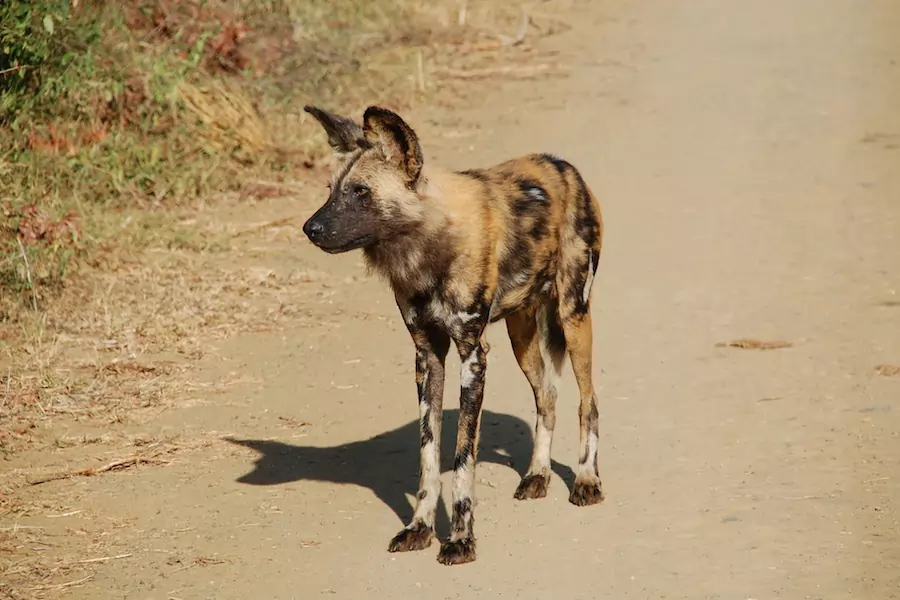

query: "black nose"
left=303, top=219, right=325, bottom=240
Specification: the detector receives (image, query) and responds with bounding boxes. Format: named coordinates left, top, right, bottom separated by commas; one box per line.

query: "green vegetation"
left=0, top=0, right=475, bottom=315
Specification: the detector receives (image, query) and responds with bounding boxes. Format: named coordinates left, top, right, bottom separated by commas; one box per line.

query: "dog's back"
left=425, top=153, right=604, bottom=326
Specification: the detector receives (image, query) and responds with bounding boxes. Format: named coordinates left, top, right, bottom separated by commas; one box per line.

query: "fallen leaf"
left=874, top=364, right=900, bottom=377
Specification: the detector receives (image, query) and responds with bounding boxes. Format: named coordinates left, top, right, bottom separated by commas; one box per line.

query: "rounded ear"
left=304, top=105, right=367, bottom=155
left=362, top=106, right=423, bottom=184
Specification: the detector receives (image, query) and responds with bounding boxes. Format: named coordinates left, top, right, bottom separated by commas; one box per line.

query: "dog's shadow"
left=225, top=409, right=575, bottom=536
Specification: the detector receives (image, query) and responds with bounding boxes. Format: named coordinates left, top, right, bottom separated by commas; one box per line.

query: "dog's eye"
left=355, top=186, right=370, bottom=198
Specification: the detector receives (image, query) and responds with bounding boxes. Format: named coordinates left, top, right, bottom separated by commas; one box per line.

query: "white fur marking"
left=427, top=298, right=452, bottom=323
left=456, top=311, right=480, bottom=324
left=582, top=249, right=595, bottom=306
left=579, top=431, right=599, bottom=476
left=529, top=420, right=553, bottom=475
left=427, top=299, right=482, bottom=331
left=459, top=350, right=480, bottom=389
left=451, top=455, right=475, bottom=537
left=587, top=431, right=598, bottom=463
left=525, top=186, right=548, bottom=202
left=413, top=438, right=441, bottom=525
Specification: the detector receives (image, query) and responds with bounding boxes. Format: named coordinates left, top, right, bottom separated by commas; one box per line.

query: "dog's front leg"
left=438, top=332, right=488, bottom=566
left=388, top=303, right=450, bottom=553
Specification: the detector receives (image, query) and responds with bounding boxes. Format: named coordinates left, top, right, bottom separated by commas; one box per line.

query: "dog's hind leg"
left=557, top=243, right=604, bottom=507
left=505, top=301, right=567, bottom=500
left=559, top=309, right=604, bottom=506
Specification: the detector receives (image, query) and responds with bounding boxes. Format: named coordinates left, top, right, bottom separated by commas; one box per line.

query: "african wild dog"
left=301, top=105, right=604, bottom=565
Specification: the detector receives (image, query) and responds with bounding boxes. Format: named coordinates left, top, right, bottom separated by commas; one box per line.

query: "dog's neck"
left=363, top=172, right=454, bottom=299
left=364, top=218, right=453, bottom=300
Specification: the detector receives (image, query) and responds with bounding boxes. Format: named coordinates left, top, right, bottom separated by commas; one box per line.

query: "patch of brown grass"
left=178, top=78, right=270, bottom=158
left=0, top=248, right=326, bottom=454
left=0, top=513, right=132, bottom=598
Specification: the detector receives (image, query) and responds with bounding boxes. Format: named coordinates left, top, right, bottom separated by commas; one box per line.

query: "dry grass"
left=0, top=502, right=102, bottom=598
left=0, top=430, right=255, bottom=597
left=178, top=78, right=270, bottom=155
left=0, top=230, right=334, bottom=453
left=0, top=512, right=130, bottom=598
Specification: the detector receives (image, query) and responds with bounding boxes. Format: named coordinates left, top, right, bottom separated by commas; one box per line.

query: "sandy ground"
left=6, top=0, right=900, bottom=598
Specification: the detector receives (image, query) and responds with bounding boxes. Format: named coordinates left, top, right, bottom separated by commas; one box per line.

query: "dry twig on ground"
left=27, top=454, right=172, bottom=486
left=715, top=338, right=794, bottom=350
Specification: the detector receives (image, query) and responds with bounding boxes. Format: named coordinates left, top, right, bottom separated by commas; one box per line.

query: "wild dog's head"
left=301, top=105, right=426, bottom=254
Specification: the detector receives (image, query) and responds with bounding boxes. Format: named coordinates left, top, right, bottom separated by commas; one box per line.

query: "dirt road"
left=11, top=0, right=900, bottom=597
